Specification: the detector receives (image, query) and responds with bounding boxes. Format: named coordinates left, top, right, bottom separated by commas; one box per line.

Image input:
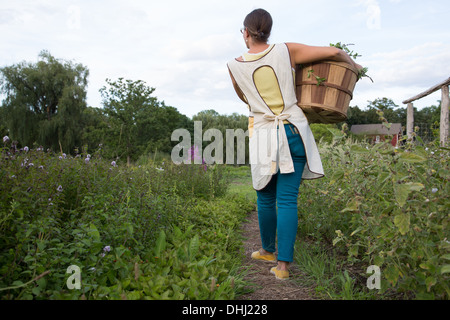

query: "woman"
left=227, top=8, right=361, bottom=280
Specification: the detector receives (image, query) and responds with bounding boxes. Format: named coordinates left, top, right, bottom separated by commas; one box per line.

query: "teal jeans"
left=256, top=123, right=307, bottom=262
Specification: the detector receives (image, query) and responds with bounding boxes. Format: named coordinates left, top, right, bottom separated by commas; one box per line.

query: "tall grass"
left=294, top=241, right=378, bottom=299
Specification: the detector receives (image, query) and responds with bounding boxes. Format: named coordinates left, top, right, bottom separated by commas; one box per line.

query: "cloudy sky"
left=1, top=0, right=449, bottom=118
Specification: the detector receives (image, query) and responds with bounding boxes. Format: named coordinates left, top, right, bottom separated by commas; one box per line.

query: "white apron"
left=227, top=43, right=324, bottom=190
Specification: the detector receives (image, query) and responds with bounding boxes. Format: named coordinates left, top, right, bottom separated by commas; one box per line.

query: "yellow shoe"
left=251, top=250, right=276, bottom=263
left=270, top=267, right=289, bottom=280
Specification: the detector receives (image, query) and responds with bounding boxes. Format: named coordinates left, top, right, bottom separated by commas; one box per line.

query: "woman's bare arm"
left=286, top=42, right=362, bottom=70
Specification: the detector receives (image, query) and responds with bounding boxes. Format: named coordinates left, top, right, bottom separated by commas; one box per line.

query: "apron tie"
left=262, top=113, right=294, bottom=174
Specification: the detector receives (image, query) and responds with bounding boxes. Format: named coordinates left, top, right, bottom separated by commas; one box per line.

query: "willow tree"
left=0, top=50, right=88, bottom=153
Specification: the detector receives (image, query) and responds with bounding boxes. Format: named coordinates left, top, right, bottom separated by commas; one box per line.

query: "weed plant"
left=297, top=129, right=449, bottom=299
left=0, top=140, right=253, bottom=300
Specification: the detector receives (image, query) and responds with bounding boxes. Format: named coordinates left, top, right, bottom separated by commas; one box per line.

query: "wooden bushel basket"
left=295, top=61, right=358, bottom=124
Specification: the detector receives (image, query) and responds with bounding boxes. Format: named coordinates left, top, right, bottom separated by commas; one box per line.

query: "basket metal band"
left=296, top=81, right=354, bottom=99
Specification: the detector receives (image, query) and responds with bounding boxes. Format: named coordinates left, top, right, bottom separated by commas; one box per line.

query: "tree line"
left=310, top=99, right=441, bottom=144
left=0, top=51, right=442, bottom=164
left=0, top=51, right=249, bottom=165
left=346, top=97, right=441, bottom=141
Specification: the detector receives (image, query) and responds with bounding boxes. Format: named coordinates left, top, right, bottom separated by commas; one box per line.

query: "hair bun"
left=243, top=9, right=272, bottom=43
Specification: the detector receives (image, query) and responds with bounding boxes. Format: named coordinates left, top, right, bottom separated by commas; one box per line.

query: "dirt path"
left=237, top=211, right=318, bottom=300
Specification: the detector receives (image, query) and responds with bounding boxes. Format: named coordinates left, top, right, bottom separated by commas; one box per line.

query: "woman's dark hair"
left=243, top=8, right=272, bottom=43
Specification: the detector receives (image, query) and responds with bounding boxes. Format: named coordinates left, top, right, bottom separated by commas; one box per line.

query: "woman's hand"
left=354, top=62, right=363, bottom=71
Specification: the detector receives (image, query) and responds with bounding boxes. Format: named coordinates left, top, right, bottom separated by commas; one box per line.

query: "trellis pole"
left=403, top=77, right=450, bottom=146
left=406, top=103, right=414, bottom=140
left=441, top=84, right=449, bottom=146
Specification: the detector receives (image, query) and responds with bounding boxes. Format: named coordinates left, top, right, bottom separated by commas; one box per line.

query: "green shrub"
left=0, top=140, right=247, bottom=300
left=298, top=135, right=449, bottom=299
left=309, top=123, right=336, bottom=144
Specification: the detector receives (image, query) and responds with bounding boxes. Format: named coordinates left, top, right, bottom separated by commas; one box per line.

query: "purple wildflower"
left=21, top=158, right=29, bottom=167
left=57, top=185, right=63, bottom=192
left=23, top=146, right=29, bottom=153
left=3, top=136, right=9, bottom=143
left=85, top=157, right=90, bottom=164
left=111, top=161, right=117, bottom=167
left=188, top=145, right=202, bottom=163
left=103, top=245, right=111, bottom=252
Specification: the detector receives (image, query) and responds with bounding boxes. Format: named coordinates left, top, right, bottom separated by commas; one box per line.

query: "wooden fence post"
left=407, top=103, right=414, bottom=140
left=403, top=77, right=450, bottom=145
left=441, top=85, right=449, bottom=146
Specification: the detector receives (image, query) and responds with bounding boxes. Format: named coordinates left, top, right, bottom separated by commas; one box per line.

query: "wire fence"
left=413, top=122, right=438, bottom=143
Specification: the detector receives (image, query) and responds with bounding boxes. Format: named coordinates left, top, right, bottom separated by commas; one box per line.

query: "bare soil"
left=237, top=210, right=319, bottom=300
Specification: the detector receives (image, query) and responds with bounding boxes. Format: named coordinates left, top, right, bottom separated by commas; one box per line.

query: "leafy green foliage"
left=306, top=69, right=327, bottom=86
left=192, top=109, right=250, bottom=164
left=309, top=124, right=338, bottom=144
left=0, top=52, right=194, bottom=162
left=0, top=50, right=88, bottom=153
left=330, top=42, right=361, bottom=60
left=0, top=141, right=253, bottom=300
left=300, top=42, right=372, bottom=89
left=345, top=98, right=441, bottom=143
left=329, top=42, right=373, bottom=82
left=297, top=131, right=450, bottom=299
left=99, top=78, right=193, bottom=164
